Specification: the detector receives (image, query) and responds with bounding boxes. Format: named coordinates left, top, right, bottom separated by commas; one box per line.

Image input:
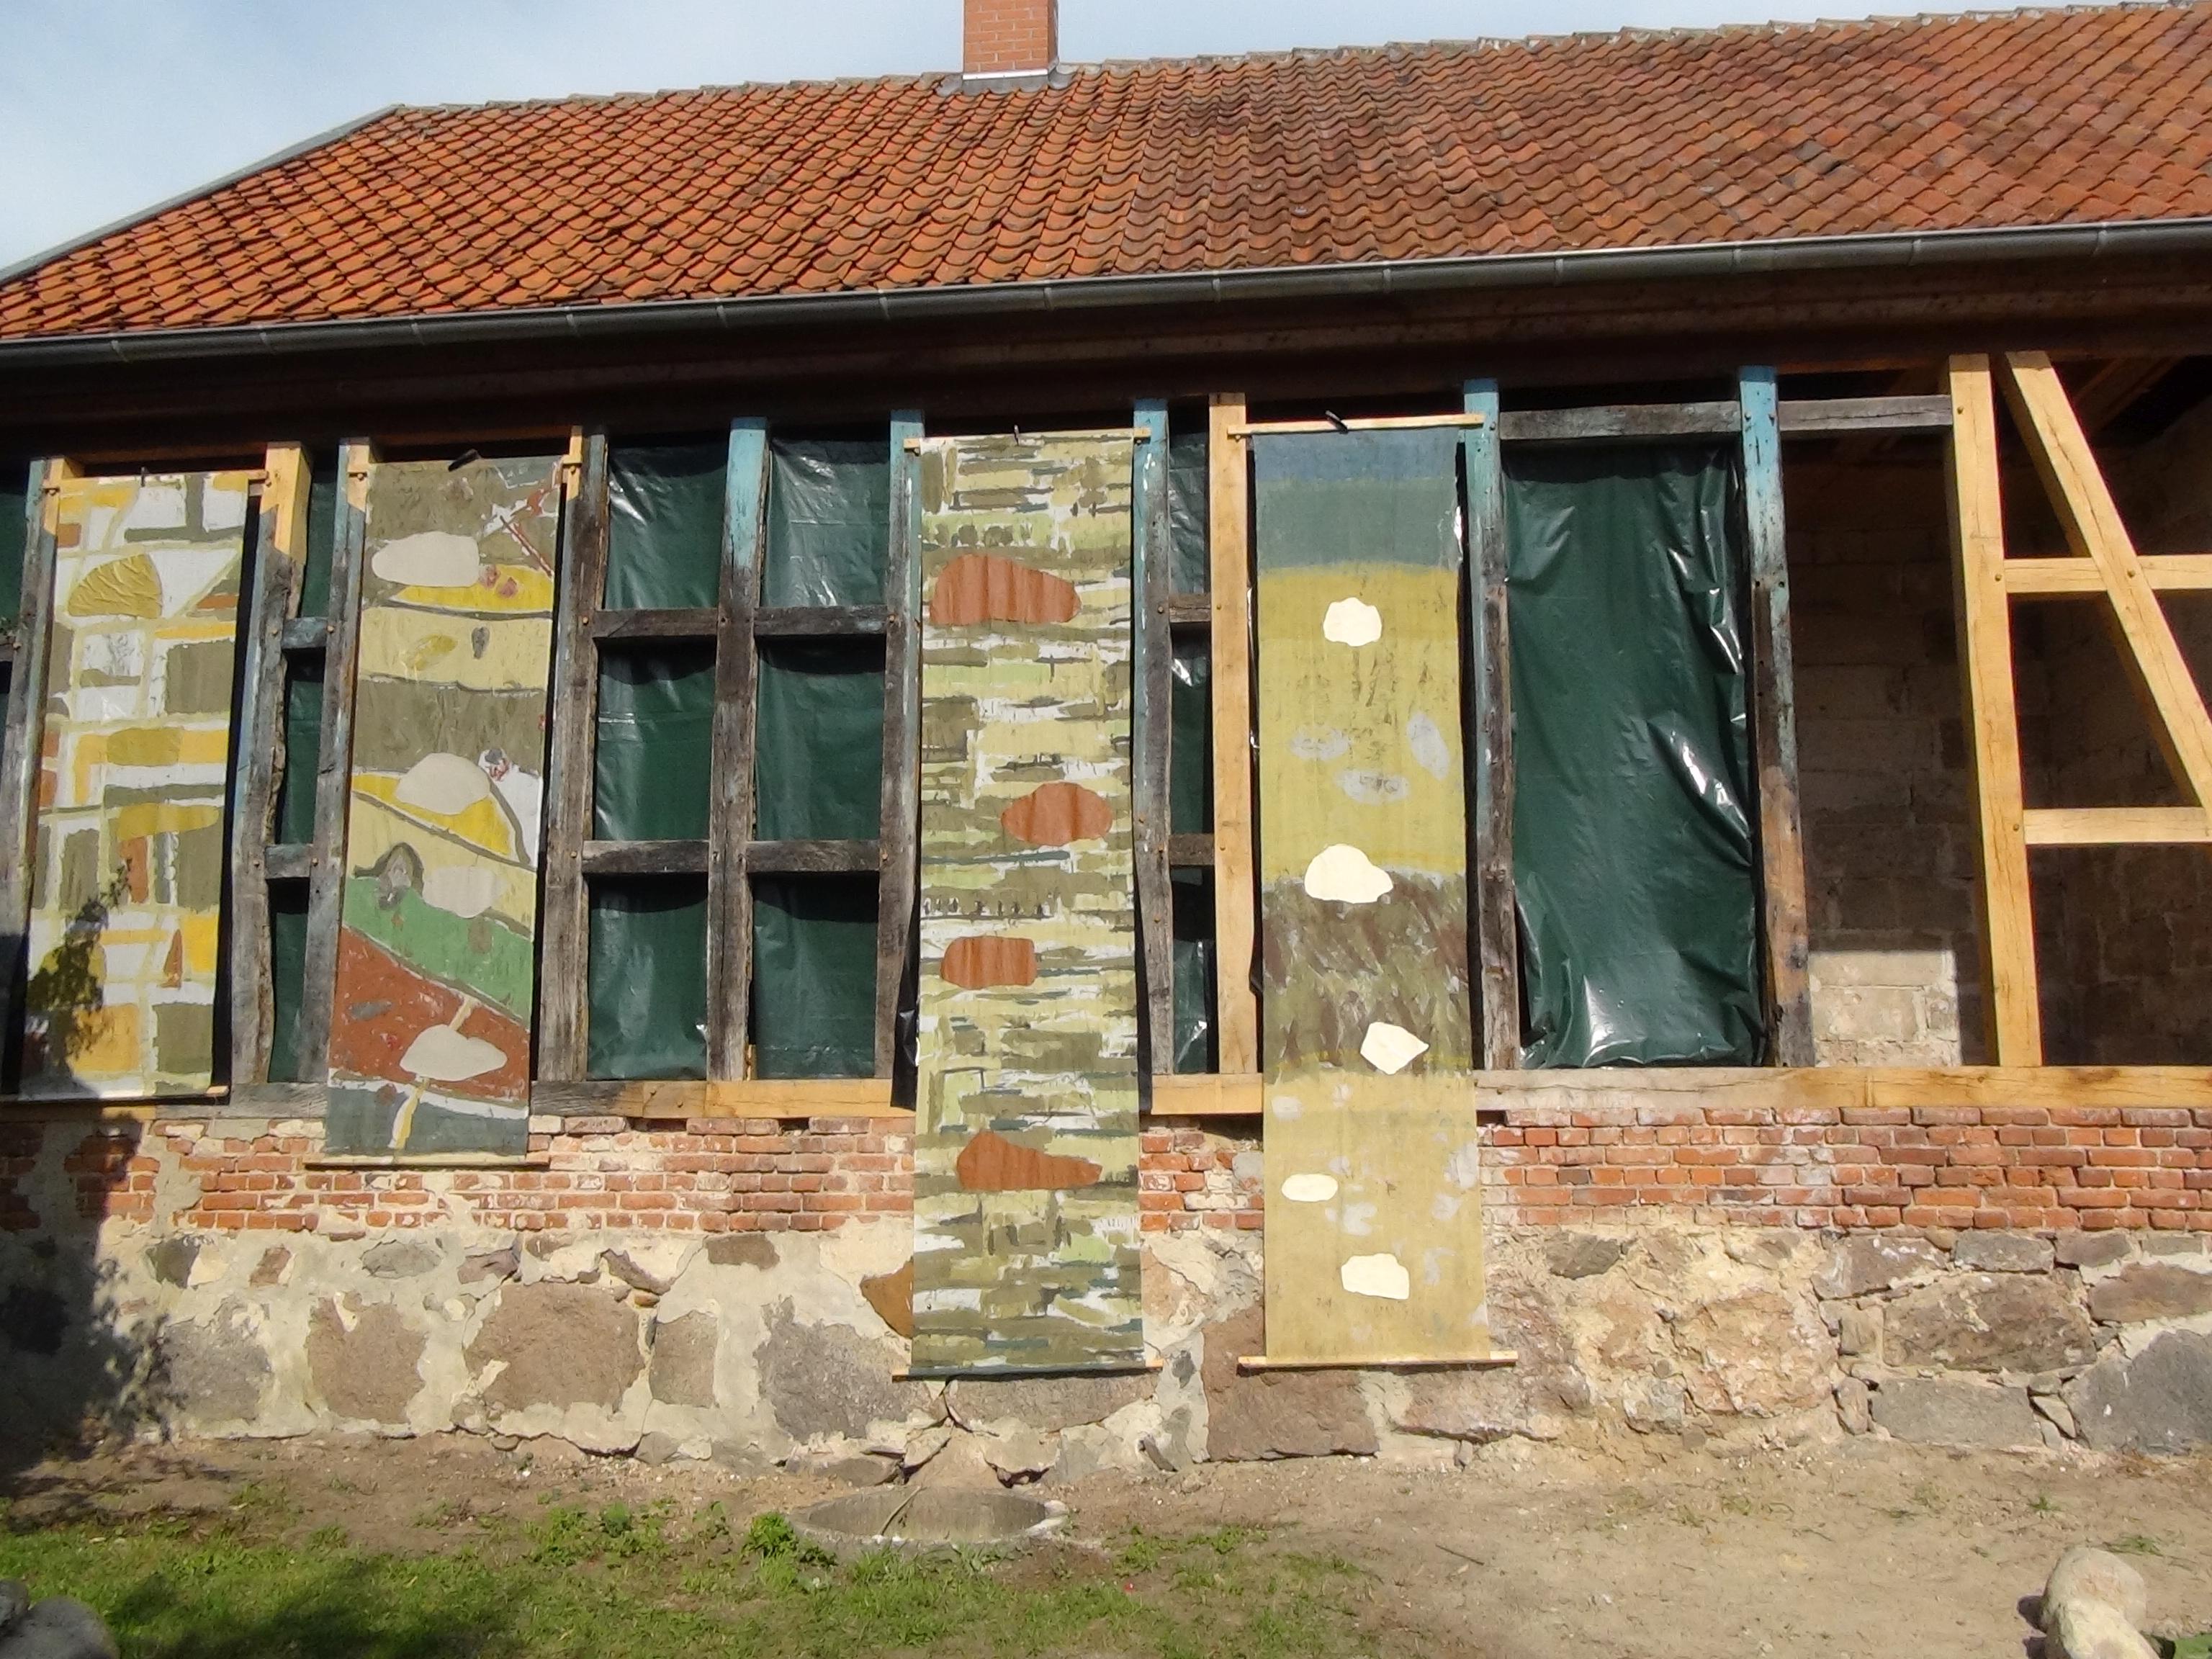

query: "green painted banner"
left=911, top=431, right=1144, bottom=1375
left=325, top=456, right=562, bottom=1157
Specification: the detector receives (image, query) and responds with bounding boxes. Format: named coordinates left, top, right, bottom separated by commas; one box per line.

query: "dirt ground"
left=7, top=1432, right=2211, bottom=1659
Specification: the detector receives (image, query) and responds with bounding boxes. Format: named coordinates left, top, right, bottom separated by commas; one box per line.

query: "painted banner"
left=324, top=456, right=562, bottom=1156
left=1251, top=429, right=1491, bottom=1364
left=21, top=472, right=252, bottom=1097
left=911, top=431, right=1143, bottom=1374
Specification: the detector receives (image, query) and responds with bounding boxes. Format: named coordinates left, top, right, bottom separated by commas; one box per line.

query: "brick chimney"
left=964, top=0, right=1058, bottom=76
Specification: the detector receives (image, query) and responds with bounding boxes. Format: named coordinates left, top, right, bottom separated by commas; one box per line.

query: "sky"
left=4, top=0, right=2020, bottom=271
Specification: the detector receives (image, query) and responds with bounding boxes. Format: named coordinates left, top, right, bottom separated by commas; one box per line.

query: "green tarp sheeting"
left=589, top=879, right=709, bottom=1079
left=752, top=875, right=876, bottom=1078
left=267, top=884, right=310, bottom=1083
left=276, top=661, right=323, bottom=846
left=0, top=462, right=29, bottom=634
left=765, top=437, right=888, bottom=608
left=1170, top=868, right=1215, bottom=1073
left=755, top=641, right=884, bottom=840
left=1170, top=634, right=1211, bottom=835
left=1506, top=444, right=1764, bottom=1069
left=300, top=450, right=339, bottom=621
left=1167, top=428, right=1210, bottom=594
left=595, top=646, right=714, bottom=842
left=607, top=441, right=725, bottom=611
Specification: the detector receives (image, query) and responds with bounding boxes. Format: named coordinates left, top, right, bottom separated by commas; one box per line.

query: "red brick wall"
left=964, top=0, right=1057, bottom=75
left=10, top=1101, right=2209, bottom=1241
left=1488, top=1100, right=2212, bottom=1233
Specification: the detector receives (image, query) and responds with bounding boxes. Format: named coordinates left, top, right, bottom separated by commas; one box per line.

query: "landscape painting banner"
left=324, top=456, right=562, bottom=1156
left=21, top=472, right=252, bottom=1097
left=910, top=431, right=1143, bottom=1375
left=1251, top=428, right=1491, bottom=1365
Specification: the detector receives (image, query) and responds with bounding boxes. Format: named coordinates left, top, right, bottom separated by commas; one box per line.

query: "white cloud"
left=1, top=0, right=2023, bottom=269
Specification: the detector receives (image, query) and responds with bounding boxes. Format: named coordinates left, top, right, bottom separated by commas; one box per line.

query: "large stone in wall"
left=1671, top=1292, right=1836, bottom=1418
left=2065, top=1332, right=2212, bottom=1455
left=648, top=1313, right=719, bottom=1409
left=160, top=1300, right=271, bottom=1426
left=307, top=1300, right=426, bottom=1425
left=1884, top=1273, right=2096, bottom=1372
left=948, top=1370, right=1152, bottom=1432
left=468, top=1282, right=642, bottom=1413
left=1201, top=1307, right=1378, bottom=1460
left=2087, top=1264, right=2212, bottom=1326
left=1392, top=1273, right=1591, bottom=1443
left=1812, top=1235, right=1947, bottom=1300
left=755, top=1300, right=935, bottom=1442
left=1869, top=1378, right=2041, bottom=1449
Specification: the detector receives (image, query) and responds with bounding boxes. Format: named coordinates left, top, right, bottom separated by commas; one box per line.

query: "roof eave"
left=4, top=215, right=2209, bottom=369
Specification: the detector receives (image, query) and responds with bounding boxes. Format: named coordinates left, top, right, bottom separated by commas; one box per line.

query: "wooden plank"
left=228, top=1082, right=331, bottom=1117
left=0, top=457, right=72, bottom=1087
left=2023, top=806, right=2212, bottom=845
left=1462, top=380, right=1521, bottom=1071
left=228, top=442, right=310, bottom=1084
left=1944, top=358, right=2041, bottom=1065
left=748, top=837, right=879, bottom=874
left=580, top=838, right=711, bottom=876
left=755, top=605, right=888, bottom=637
left=1146, top=1064, right=2212, bottom=1116
left=707, top=418, right=768, bottom=1079
left=1206, top=394, right=1259, bottom=1076
left=589, top=606, right=718, bottom=640
left=2000, top=554, right=2212, bottom=595
left=297, top=439, right=372, bottom=1074
left=1498, top=402, right=1740, bottom=443
left=1165, top=594, right=1211, bottom=626
left=264, top=844, right=313, bottom=881
left=1238, top=1352, right=1518, bottom=1371
left=279, top=616, right=329, bottom=652
left=531, top=1076, right=909, bottom=1119
left=1133, top=399, right=1177, bottom=1074
left=535, top=429, right=606, bottom=1081
left=1775, top=394, right=1954, bottom=436
left=1740, top=368, right=1816, bottom=1067
left=1226, top=412, right=1488, bottom=438
left=1167, top=832, right=1214, bottom=868
left=2002, top=350, right=2212, bottom=809
left=874, top=412, right=925, bottom=1077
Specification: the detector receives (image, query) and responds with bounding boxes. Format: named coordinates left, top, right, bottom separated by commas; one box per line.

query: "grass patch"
left=0, top=1496, right=1393, bottom=1659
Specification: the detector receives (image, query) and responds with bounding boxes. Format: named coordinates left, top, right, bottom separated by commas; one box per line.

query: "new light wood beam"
left=1944, top=358, right=2041, bottom=1065
left=1207, top=394, right=1259, bottom=1076
left=2000, top=554, right=2212, bottom=595
left=2023, top=806, right=2212, bottom=845
left=2002, top=351, right=2212, bottom=810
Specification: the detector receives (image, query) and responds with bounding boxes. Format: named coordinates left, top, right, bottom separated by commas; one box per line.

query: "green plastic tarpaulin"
left=765, top=436, right=888, bottom=608
left=589, top=879, right=709, bottom=1079
left=1167, top=428, right=1210, bottom=595
left=606, top=441, right=725, bottom=611
left=1505, top=443, right=1765, bottom=1068
left=594, top=646, right=714, bottom=842
left=0, top=462, right=29, bottom=634
left=752, top=875, right=876, bottom=1078
left=755, top=641, right=884, bottom=841
left=276, top=661, right=323, bottom=846
left=266, top=885, right=310, bottom=1082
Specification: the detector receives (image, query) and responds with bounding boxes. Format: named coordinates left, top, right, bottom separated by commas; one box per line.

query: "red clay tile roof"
left=6, top=3, right=2212, bottom=341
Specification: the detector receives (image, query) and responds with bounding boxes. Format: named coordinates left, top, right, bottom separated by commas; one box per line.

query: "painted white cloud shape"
left=1280, top=1173, right=1339, bottom=1203
left=1322, top=596, right=1382, bottom=647
left=1359, top=1021, right=1429, bottom=1074
left=1340, top=1252, right=1411, bottom=1300
left=372, top=530, right=481, bottom=588
left=1406, top=711, right=1452, bottom=780
left=1303, top=843, right=1393, bottom=904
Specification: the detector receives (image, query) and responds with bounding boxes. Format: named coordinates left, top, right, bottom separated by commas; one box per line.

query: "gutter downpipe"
left=1, top=217, right=2208, bottom=370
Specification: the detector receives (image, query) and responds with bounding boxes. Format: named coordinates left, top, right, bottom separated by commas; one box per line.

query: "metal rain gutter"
left=4, top=216, right=2211, bottom=369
